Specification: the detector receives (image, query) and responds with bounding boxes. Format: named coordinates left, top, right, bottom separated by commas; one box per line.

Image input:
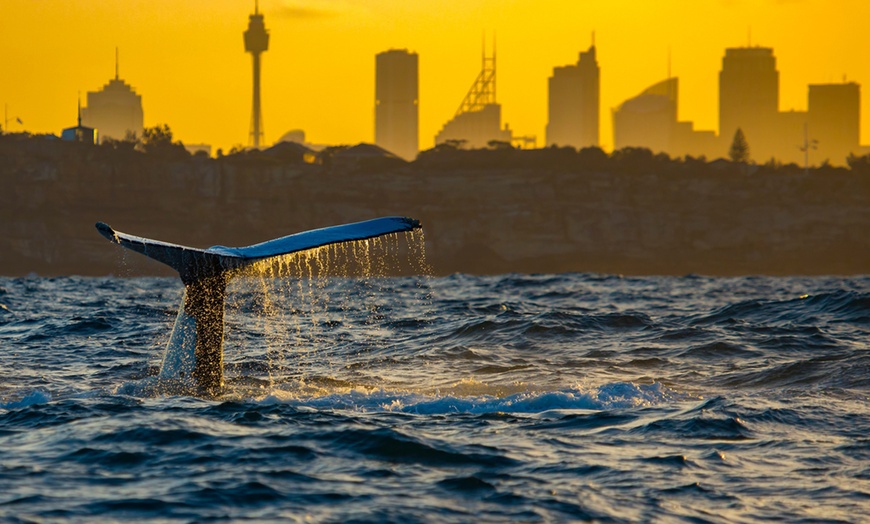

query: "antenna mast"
left=454, top=36, right=496, bottom=117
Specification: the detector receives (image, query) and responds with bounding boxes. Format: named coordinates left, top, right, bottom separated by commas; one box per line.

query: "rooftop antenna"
left=77, top=92, right=82, bottom=127
left=481, top=31, right=485, bottom=65
left=115, top=47, right=119, bottom=80
left=453, top=33, right=497, bottom=117
left=492, top=32, right=497, bottom=103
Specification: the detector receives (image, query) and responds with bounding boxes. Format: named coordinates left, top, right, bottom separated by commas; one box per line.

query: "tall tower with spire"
left=244, top=0, right=269, bottom=148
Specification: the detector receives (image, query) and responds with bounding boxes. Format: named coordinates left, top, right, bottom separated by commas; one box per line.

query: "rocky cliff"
left=1, top=137, right=868, bottom=277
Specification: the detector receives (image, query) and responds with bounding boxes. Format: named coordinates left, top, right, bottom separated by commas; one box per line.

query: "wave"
left=0, top=389, right=52, bottom=410
left=692, top=290, right=870, bottom=327
left=246, top=381, right=679, bottom=415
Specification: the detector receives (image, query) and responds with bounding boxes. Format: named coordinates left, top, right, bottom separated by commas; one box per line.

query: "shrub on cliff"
left=847, top=153, right=870, bottom=175
left=141, top=124, right=189, bottom=160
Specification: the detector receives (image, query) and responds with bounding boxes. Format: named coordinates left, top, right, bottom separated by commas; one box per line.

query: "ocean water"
left=1, top=273, right=869, bottom=522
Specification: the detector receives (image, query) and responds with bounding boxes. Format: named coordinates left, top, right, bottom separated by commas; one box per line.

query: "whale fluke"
left=96, top=217, right=422, bottom=394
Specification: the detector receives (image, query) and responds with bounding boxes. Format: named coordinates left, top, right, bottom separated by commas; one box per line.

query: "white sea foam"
left=0, top=389, right=51, bottom=410
left=248, top=381, right=677, bottom=414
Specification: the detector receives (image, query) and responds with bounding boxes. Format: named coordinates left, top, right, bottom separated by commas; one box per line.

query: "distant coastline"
left=1, top=133, right=868, bottom=277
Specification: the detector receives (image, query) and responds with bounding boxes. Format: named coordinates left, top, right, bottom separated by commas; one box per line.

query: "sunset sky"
left=2, top=0, right=868, bottom=154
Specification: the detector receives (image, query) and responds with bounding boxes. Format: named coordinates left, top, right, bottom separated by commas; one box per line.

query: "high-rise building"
left=718, top=47, right=779, bottom=159
left=244, top=0, right=269, bottom=148
left=613, top=77, right=718, bottom=159
left=716, top=46, right=862, bottom=165
left=81, top=50, right=143, bottom=142
left=808, top=83, right=861, bottom=164
left=613, top=78, right=678, bottom=154
left=375, top=49, right=419, bottom=161
left=546, top=44, right=600, bottom=148
left=435, top=45, right=512, bottom=149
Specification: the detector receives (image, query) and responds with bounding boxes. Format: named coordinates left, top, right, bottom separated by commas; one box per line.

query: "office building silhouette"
left=546, top=44, right=599, bottom=148
left=435, top=45, right=512, bottom=149
left=375, top=49, right=419, bottom=161
left=718, top=46, right=863, bottom=165
left=612, top=77, right=718, bottom=158
left=719, top=47, right=779, bottom=160
left=81, top=50, right=143, bottom=142
left=613, top=78, right=678, bottom=154
left=808, top=83, right=860, bottom=164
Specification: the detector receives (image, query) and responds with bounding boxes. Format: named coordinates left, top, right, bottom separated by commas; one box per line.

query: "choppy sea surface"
left=1, top=273, right=869, bottom=523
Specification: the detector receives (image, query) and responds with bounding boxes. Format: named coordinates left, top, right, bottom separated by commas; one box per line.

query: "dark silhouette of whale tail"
left=96, top=217, right=422, bottom=394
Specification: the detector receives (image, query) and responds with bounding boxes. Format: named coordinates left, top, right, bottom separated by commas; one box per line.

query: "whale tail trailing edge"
left=96, top=217, right=421, bottom=283
left=96, top=217, right=422, bottom=394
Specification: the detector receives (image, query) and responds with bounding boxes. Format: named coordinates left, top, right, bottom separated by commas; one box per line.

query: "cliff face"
left=1, top=138, right=868, bottom=277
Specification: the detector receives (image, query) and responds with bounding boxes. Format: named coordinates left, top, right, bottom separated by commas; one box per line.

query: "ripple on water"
left=1, top=275, right=869, bottom=523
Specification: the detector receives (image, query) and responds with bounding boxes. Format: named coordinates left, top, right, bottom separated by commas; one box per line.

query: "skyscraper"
left=612, top=77, right=718, bottom=158
left=244, top=1, right=269, bottom=148
left=808, top=83, right=861, bottom=164
left=718, top=47, right=779, bottom=157
left=375, top=49, right=419, bottom=161
left=81, top=49, right=143, bottom=142
left=612, top=78, right=678, bottom=153
left=546, top=44, right=600, bottom=148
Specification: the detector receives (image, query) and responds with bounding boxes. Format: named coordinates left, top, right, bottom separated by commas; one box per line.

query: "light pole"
left=799, top=122, right=818, bottom=175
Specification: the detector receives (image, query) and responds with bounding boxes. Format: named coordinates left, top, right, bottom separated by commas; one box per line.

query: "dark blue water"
left=1, top=274, right=869, bottom=522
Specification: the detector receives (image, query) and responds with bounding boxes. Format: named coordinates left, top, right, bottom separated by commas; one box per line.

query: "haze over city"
left=2, top=0, right=868, bottom=154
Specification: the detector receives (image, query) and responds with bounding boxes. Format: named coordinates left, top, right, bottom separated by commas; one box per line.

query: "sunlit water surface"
left=1, top=273, right=869, bottom=522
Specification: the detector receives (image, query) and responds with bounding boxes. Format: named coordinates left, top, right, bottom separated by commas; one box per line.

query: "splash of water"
left=220, top=230, right=431, bottom=392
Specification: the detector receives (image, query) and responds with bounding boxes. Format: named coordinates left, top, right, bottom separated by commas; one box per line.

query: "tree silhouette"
left=141, top=124, right=188, bottom=159
left=847, top=152, right=870, bottom=175
left=487, top=139, right=513, bottom=150
left=729, top=128, right=750, bottom=163
left=142, top=124, right=173, bottom=149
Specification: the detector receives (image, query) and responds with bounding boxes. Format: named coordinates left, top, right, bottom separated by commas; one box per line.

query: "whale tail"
left=96, top=217, right=422, bottom=394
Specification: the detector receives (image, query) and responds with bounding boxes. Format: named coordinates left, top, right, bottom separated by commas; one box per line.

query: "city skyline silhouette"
left=2, top=0, right=868, bottom=155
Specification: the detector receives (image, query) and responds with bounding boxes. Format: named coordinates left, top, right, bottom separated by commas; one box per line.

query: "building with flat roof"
left=375, top=49, right=419, bottom=161
left=719, top=47, right=779, bottom=157
left=808, top=82, right=861, bottom=165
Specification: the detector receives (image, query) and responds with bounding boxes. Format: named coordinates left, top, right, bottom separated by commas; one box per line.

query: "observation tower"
left=244, top=0, right=269, bottom=148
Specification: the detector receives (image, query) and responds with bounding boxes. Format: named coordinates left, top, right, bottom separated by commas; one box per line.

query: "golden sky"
left=2, top=0, right=868, bottom=153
